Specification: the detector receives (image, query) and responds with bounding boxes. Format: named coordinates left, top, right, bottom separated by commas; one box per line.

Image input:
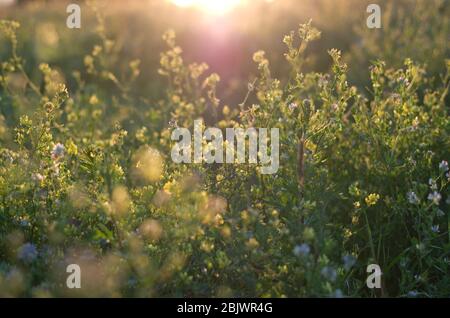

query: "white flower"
left=436, top=209, right=445, bottom=217
left=168, top=119, right=178, bottom=128
left=439, top=160, right=449, bottom=172
left=31, top=173, right=44, bottom=183
left=51, top=143, right=65, bottom=160
left=17, top=243, right=38, bottom=263
left=407, top=290, right=419, bottom=298
left=431, top=225, right=439, bottom=233
left=293, top=243, right=310, bottom=257
left=428, top=178, right=437, bottom=190
left=407, top=191, right=419, bottom=204
left=427, top=191, right=441, bottom=205
left=321, top=266, right=337, bottom=282
left=288, top=102, right=298, bottom=112
left=411, top=117, right=419, bottom=131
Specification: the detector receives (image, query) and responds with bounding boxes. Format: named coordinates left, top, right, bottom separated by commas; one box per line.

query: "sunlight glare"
left=171, top=0, right=242, bottom=15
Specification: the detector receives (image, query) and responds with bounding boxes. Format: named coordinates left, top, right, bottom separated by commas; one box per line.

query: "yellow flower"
left=216, top=174, right=224, bottom=182
left=344, top=228, right=353, bottom=239
left=66, top=139, right=78, bottom=156
left=246, top=238, right=259, bottom=249
left=365, top=193, right=380, bottom=206
left=89, top=95, right=99, bottom=105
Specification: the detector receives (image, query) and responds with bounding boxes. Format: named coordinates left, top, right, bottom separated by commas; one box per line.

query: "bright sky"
left=171, top=0, right=243, bottom=15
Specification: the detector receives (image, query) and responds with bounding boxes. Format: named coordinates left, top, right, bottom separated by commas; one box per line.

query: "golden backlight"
left=171, top=0, right=242, bottom=15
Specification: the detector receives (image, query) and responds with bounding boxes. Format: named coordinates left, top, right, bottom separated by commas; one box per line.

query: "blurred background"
left=0, top=0, right=449, bottom=106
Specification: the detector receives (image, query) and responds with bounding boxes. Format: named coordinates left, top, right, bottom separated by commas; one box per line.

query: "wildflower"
left=89, top=95, right=99, bottom=105
left=428, top=178, right=437, bottom=190
left=17, top=243, right=38, bottom=263
left=318, top=75, right=329, bottom=88
left=168, top=119, right=178, bottom=128
left=216, top=174, right=224, bottom=182
left=439, top=160, right=449, bottom=172
left=66, top=139, right=78, bottom=155
left=446, top=172, right=450, bottom=182
left=407, top=191, right=419, bottom=204
left=222, top=105, right=230, bottom=116
left=342, top=255, right=356, bottom=271
left=321, top=266, right=337, bottom=282
left=288, top=102, right=298, bottom=112
left=431, top=225, right=439, bottom=233
left=51, top=143, right=65, bottom=160
left=436, top=209, right=445, bottom=217
left=246, top=237, right=259, bottom=249
left=293, top=243, right=310, bottom=257
left=411, top=117, right=419, bottom=131
left=365, top=193, right=380, bottom=206
left=31, top=173, right=44, bottom=183
left=427, top=191, right=441, bottom=205
left=391, top=93, right=401, bottom=103
left=407, top=290, right=419, bottom=298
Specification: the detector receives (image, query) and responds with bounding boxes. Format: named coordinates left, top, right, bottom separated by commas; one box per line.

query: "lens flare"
left=171, top=0, right=242, bottom=15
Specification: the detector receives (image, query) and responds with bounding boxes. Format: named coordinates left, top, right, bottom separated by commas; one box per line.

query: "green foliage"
left=0, top=7, right=449, bottom=298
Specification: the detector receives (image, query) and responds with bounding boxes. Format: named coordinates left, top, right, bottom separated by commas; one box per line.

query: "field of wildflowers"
left=0, top=0, right=449, bottom=297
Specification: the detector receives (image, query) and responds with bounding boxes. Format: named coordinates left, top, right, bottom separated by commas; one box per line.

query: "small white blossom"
left=51, top=143, right=65, bottom=160
left=439, top=160, right=449, bottom=172
left=17, top=243, right=38, bottom=263
left=293, top=243, right=310, bottom=257
left=428, top=178, right=437, bottom=190
left=407, top=290, right=419, bottom=298
left=427, top=191, right=441, bottom=205
left=431, top=225, right=439, bottom=233
left=31, top=173, right=44, bottom=183
left=407, top=191, right=419, bottom=204
left=288, top=102, right=298, bottom=112
left=168, top=119, right=178, bottom=128
left=321, top=266, right=337, bottom=282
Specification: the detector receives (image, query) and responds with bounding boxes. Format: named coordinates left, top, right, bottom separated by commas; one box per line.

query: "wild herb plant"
left=0, top=12, right=449, bottom=297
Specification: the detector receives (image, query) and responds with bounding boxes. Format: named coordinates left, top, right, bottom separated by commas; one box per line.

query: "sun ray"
left=171, top=0, right=242, bottom=15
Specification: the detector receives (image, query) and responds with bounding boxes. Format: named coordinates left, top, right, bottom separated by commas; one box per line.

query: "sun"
left=171, top=0, right=242, bottom=15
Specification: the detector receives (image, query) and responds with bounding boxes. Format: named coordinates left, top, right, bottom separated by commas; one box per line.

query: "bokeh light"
left=171, top=0, right=242, bottom=15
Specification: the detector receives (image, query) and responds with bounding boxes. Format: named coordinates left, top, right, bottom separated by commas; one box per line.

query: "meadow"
left=0, top=0, right=449, bottom=297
